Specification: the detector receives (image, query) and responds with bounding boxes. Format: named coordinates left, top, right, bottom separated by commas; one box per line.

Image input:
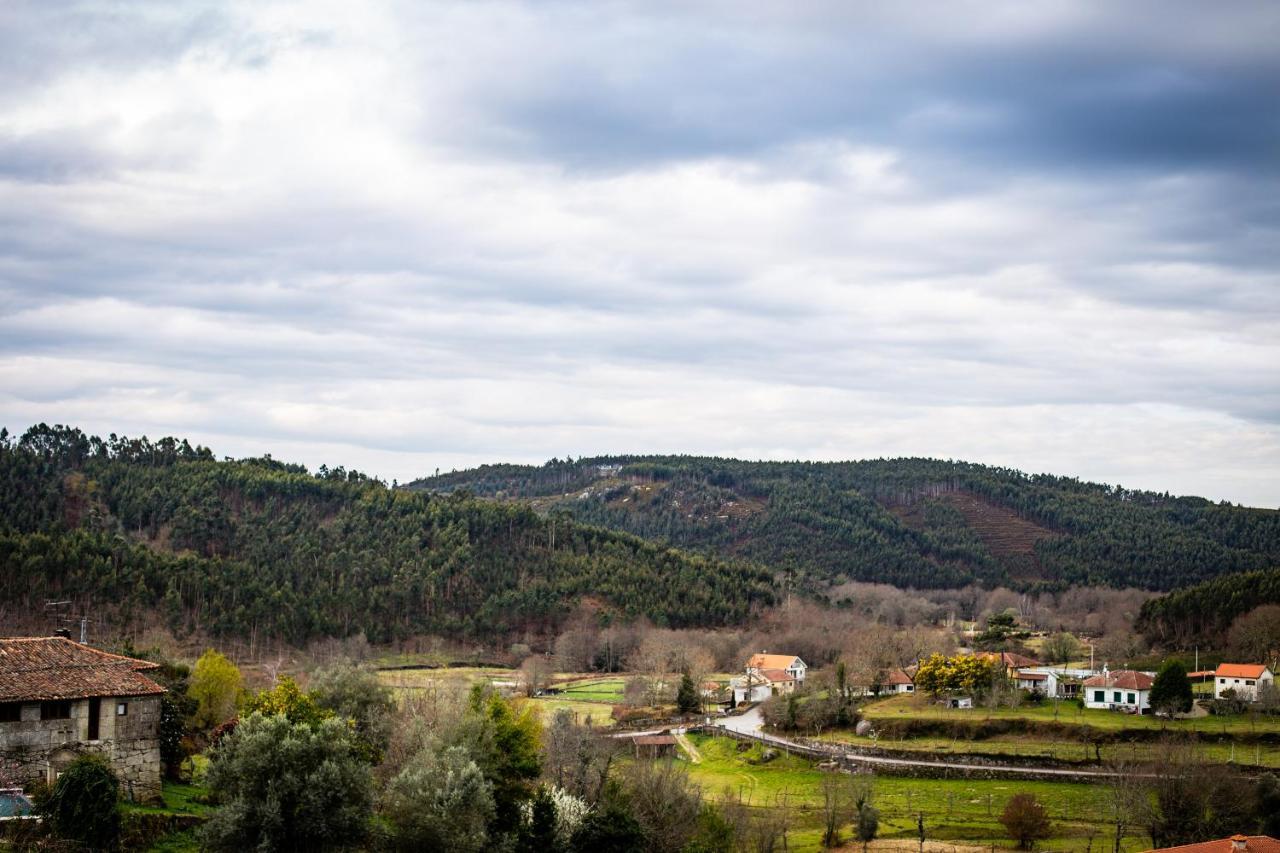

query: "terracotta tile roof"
left=632, top=735, right=677, bottom=746
left=1216, top=663, right=1270, bottom=679
left=0, top=637, right=166, bottom=702
left=884, top=668, right=913, bottom=685
left=1144, top=835, right=1280, bottom=853
left=761, top=668, right=794, bottom=684
left=747, top=653, right=802, bottom=671
left=1015, top=671, right=1048, bottom=681
left=1083, top=670, right=1154, bottom=690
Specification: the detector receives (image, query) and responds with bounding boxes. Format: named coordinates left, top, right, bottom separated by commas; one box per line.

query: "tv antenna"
left=44, top=600, right=94, bottom=643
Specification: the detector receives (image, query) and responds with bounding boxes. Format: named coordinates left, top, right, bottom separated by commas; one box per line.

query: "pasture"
left=683, top=734, right=1145, bottom=852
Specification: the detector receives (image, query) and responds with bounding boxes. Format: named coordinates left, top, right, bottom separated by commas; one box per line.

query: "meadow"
left=684, top=734, right=1143, bottom=852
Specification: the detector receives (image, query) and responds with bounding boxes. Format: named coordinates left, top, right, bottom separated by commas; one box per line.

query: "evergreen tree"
left=1150, top=661, right=1194, bottom=717
left=677, top=670, right=700, bottom=715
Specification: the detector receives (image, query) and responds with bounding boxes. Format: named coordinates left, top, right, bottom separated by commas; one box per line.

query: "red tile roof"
left=0, top=637, right=166, bottom=702
left=1016, top=671, right=1048, bottom=681
left=884, top=668, right=913, bottom=685
left=632, top=735, right=677, bottom=746
left=1144, top=835, right=1280, bottom=853
left=761, top=668, right=794, bottom=684
left=1083, top=670, right=1154, bottom=690
left=1216, top=663, right=1270, bottom=679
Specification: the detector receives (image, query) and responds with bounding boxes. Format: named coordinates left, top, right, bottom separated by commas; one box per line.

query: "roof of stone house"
left=761, top=668, right=794, bottom=684
left=747, top=653, right=802, bottom=671
left=1216, top=663, right=1270, bottom=679
left=632, top=735, right=677, bottom=746
left=1015, top=671, right=1048, bottom=681
left=0, top=637, right=167, bottom=702
left=1082, top=670, right=1154, bottom=690
left=1144, top=835, right=1280, bottom=853
left=884, top=668, right=913, bottom=685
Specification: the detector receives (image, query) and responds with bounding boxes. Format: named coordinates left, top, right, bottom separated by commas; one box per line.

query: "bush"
left=1000, top=793, right=1051, bottom=850
left=383, top=745, right=494, bottom=853
left=201, top=713, right=372, bottom=851
left=40, top=753, right=121, bottom=850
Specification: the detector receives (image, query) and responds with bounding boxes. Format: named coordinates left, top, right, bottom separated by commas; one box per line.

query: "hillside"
left=0, top=426, right=775, bottom=644
left=409, top=456, right=1280, bottom=593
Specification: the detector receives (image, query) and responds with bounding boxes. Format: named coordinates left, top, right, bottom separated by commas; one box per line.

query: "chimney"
left=1230, top=836, right=1248, bottom=853
left=54, top=628, right=71, bottom=639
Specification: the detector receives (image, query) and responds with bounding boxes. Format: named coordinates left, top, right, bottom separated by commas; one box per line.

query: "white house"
left=1012, top=666, right=1097, bottom=698
left=1012, top=669, right=1051, bottom=694
left=883, top=668, right=915, bottom=694
left=746, top=653, right=807, bottom=683
left=1082, top=669, right=1154, bottom=713
left=1214, top=664, right=1275, bottom=701
left=730, top=672, right=772, bottom=704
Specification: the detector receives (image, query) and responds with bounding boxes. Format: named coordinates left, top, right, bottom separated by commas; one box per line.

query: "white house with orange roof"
left=1214, top=663, right=1275, bottom=701
left=745, top=652, right=806, bottom=683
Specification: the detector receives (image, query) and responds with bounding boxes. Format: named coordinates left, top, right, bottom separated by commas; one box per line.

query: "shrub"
left=40, top=753, right=121, bottom=850
left=1000, top=793, right=1051, bottom=850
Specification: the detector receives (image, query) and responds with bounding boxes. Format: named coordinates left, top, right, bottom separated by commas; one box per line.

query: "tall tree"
left=1149, top=661, right=1193, bottom=718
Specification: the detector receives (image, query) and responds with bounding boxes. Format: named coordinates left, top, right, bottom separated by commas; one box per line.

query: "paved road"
left=711, top=712, right=1119, bottom=780
left=716, top=706, right=764, bottom=736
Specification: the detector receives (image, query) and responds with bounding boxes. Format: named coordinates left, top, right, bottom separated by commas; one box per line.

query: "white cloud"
left=1, top=0, right=1277, bottom=506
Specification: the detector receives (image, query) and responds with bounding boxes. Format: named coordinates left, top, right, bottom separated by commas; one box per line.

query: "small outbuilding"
left=631, top=734, right=677, bottom=759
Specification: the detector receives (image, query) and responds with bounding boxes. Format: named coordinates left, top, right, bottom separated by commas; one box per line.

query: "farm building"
left=0, top=636, right=165, bottom=799
left=1082, top=668, right=1154, bottom=713
left=1213, top=664, right=1275, bottom=701
left=630, top=734, right=677, bottom=759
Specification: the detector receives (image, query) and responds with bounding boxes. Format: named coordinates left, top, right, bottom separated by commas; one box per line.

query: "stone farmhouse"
left=1213, top=663, right=1275, bottom=702
left=0, top=636, right=166, bottom=800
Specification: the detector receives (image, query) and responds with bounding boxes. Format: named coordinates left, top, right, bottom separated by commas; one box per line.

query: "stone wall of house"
left=0, top=696, right=162, bottom=801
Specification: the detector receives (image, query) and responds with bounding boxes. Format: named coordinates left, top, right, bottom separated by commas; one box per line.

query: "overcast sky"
left=2, top=1, right=1278, bottom=505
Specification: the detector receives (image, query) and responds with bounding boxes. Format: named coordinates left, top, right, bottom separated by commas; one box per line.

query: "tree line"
left=0, top=425, right=775, bottom=644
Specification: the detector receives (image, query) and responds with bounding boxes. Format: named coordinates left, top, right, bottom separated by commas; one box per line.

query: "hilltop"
left=0, top=426, right=774, bottom=644
left=409, top=455, right=1280, bottom=594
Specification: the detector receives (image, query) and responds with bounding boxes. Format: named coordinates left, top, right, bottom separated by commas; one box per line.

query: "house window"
left=1093, top=690, right=1104, bottom=702
left=40, top=701, right=72, bottom=720
left=0, top=703, right=21, bottom=722
left=1113, top=691, right=1121, bottom=703
left=1127, top=693, right=1136, bottom=704
left=1246, top=680, right=1255, bottom=686
left=116, top=702, right=128, bottom=716
left=906, top=685, right=913, bottom=692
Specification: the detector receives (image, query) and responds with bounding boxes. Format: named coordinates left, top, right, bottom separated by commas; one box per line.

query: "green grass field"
left=683, top=734, right=1146, bottom=852
left=555, top=676, right=627, bottom=702
left=863, top=693, right=1280, bottom=735
left=818, top=731, right=1280, bottom=768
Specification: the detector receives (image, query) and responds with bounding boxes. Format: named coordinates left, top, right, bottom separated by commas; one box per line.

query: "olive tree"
left=202, top=713, right=372, bottom=851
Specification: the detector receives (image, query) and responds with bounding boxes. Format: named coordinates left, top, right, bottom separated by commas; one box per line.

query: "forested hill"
left=1136, top=568, right=1280, bottom=648
left=409, top=456, right=1280, bottom=593
left=0, top=426, right=775, bottom=644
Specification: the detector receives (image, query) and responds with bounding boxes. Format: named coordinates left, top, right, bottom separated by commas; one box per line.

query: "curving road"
left=711, top=710, right=1119, bottom=780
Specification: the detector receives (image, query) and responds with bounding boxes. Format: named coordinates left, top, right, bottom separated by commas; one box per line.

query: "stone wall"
left=0, top=695, right=162, bottom=801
